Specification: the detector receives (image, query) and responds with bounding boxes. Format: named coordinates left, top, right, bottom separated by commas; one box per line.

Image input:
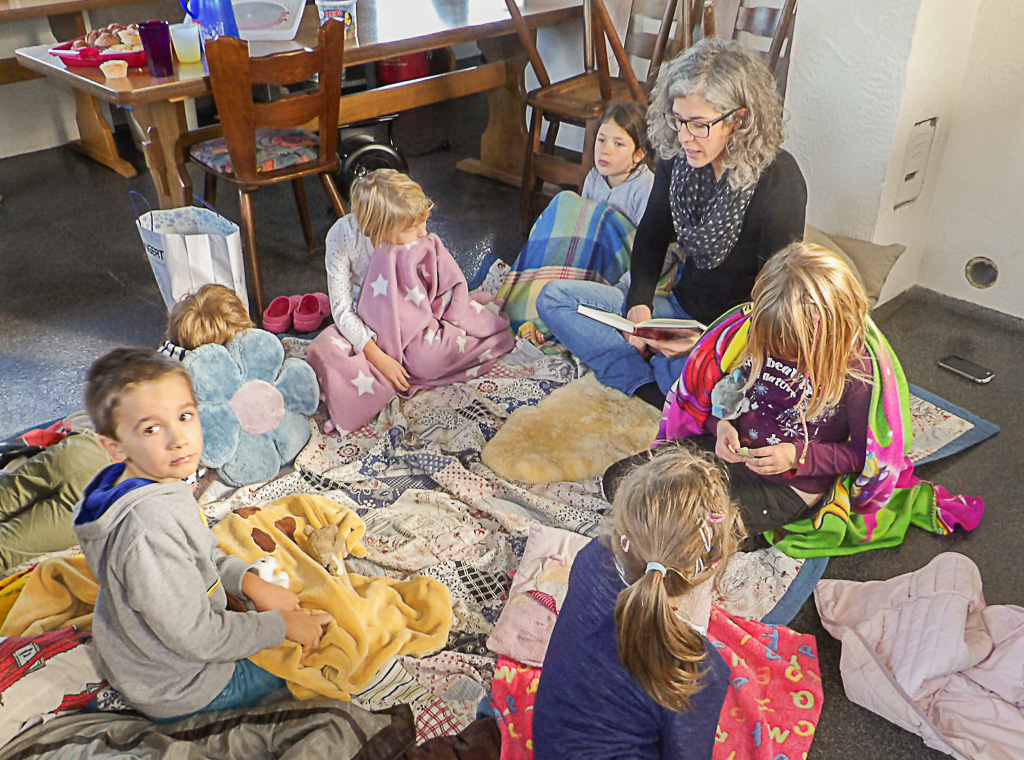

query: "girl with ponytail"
left=533, top=446, right=745, bottom=759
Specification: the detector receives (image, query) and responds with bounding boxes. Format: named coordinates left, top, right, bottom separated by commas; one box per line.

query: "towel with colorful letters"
left=489, top=609, right=823, bottom=760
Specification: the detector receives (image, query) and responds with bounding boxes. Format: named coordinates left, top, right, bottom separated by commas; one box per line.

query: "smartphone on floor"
left=937, top=355, right=994, bottom=384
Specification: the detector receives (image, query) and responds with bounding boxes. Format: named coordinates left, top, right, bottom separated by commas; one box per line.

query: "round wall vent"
left=965, top=257, right=998, bottom=289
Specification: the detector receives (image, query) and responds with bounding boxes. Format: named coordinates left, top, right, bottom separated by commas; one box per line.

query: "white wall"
left=784, top=0, right=921, bottom=242
left=785, top=0, right=1024, bottom=314
left=919, top=0, right=1024, bottom=318
left=871, top=0, right=982, bottom=303
left=0, top=19, right=79, bottom=159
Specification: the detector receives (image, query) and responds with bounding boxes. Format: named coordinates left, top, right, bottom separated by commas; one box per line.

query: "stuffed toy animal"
left=251, top=556, right=289, bottom=588
left=303, top=522, right=369, bottom=575
left=711, top=367, right=750, bottom=420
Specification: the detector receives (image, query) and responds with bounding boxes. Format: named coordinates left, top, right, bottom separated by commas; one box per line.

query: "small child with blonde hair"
left=161, top=284, right=253, bottom=359
left=307, top=170, right=514, bottom=434
left=533, top=445, right=744, bottom=759
left=320, top=171, right=433, bottom=393
left=345, top=169, right=435, bottom=391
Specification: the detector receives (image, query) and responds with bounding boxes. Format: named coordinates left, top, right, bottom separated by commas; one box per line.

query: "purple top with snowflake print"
left=720, top=354, right=871, bottom=493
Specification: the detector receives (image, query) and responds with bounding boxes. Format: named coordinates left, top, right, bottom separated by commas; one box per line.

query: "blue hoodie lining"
left=76, top=463, right=154, bottom=525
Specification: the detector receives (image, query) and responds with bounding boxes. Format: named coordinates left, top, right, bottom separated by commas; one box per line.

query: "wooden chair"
left=179, top=20, right=347, bottom=320
left=716, top=0, right=798, bottom=92
left=503, top=0, right=650, bottom=226
left=623, top=0, right=716, bottom=87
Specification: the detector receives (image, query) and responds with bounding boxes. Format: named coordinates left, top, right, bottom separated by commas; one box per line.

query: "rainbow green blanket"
left=657, top=305, right=985, bottom=557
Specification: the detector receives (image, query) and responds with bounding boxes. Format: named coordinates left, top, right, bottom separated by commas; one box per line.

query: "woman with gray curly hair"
left=538, top=38, right=806, bottom=408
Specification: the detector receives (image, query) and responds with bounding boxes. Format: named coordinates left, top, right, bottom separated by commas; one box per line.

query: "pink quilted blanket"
left=307, top=233, right=515, bottom=434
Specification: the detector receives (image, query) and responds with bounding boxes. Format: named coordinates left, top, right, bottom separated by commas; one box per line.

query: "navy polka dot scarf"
left=669, top=158, right=755, bottom=270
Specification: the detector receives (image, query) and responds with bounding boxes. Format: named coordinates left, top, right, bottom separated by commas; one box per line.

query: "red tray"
left=49, top=40, right=147, bottom=68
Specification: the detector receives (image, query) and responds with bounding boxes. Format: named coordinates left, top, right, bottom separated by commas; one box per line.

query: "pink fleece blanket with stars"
left=307, top=233, right=515, bottom=435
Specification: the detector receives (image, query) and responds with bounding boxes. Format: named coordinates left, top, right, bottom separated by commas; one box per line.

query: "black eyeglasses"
left=664, top=108, right=739, bottom=138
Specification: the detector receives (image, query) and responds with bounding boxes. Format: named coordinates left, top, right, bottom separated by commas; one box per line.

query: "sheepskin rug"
left=482, top=373, right=661, bottom=484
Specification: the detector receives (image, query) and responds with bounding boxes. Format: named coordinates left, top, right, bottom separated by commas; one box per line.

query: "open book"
left=576, top=304, right=706, bottom=340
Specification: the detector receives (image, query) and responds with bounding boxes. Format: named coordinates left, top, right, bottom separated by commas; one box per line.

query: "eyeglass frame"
left=664, top=108, right=740, bottom=139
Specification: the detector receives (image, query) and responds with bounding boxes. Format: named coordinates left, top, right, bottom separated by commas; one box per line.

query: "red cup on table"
left=137, top=20, right=174, bottom=77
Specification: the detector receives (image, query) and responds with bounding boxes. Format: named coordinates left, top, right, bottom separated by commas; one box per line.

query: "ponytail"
left=605, top=444, right=745, bottom=712
left=614, top=569, right=709, bottom=711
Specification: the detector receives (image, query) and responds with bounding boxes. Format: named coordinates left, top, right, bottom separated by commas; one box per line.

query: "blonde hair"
left=168, top=284, right=253, bottom=350
left=743, top=242, right=871, bottom=420
left=608, top=445, right=745, bottom=712
left=647, top=37, right=783, bottom=191
left=350, top=169, right=434, bottom=248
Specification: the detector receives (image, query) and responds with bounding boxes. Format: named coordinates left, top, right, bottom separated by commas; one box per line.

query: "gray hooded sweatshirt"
left=73, top=468, right=286, bottom=719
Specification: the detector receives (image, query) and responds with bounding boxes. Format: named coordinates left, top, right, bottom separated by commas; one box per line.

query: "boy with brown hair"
left=74, top=347, right=330, bottom=720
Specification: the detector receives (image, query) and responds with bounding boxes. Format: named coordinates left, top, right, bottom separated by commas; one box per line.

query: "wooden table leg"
left=132, top=100, right=193, bottom=208
left=455, top=33, right=528, bottom=187
left=69, top=90, right=138, bottom=178
left=48, top=12, right=137, bottom=179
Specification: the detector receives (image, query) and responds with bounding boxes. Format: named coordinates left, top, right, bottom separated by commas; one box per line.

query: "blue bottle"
left=179, top=0, right=240, bottom=44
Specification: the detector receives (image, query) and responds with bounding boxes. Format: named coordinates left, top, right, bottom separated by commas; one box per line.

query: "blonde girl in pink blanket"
left=307, top=170, right=515, bottom=434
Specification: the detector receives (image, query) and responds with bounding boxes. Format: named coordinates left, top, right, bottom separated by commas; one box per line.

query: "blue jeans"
left=537, top=280, right=692, bottom=395
left=153, top=659, right=286, bottom=723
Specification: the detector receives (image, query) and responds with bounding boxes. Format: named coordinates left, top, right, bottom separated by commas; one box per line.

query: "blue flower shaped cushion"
left=183, top=328, right=320, bottom=487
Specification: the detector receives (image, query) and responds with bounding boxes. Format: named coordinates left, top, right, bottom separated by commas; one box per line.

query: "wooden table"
left=1, top=0, right=165, bottom=177
left=15, top=0, right=583, bottom=208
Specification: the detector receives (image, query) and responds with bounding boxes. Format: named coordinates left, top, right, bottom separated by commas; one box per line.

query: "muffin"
left=99, top=59, right=129, bottom=79
left=94, top=31, right=121, bottom=49
left=118, top=29, right=142, bottom=47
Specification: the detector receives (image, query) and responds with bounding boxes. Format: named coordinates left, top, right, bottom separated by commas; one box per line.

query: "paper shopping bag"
left=135, top=200, right=248, bottom=313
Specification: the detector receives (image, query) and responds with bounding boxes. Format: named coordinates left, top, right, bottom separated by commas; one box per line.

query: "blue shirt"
left=533, top=540, right=728, bottom=760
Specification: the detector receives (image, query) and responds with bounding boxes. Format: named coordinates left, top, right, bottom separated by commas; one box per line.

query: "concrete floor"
left=1, top=94, right=1020, bottom=759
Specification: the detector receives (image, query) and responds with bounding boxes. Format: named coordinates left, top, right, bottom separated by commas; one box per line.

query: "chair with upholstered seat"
left=180, top=20, right=347, bottom=320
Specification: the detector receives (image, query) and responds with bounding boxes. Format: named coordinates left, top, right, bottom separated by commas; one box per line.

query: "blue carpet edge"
left=907, top=383, right=1000, bottom=466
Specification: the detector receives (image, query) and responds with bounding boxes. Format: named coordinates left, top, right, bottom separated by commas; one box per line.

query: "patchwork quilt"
left=0, top=338, right=993, bottom=750
left=199, top=345, right=815, bottom=740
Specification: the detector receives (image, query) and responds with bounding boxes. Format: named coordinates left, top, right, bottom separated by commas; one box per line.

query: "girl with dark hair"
left=499, top=101, right=656, bottom=342
left=581, top=100, right=656, bottom=226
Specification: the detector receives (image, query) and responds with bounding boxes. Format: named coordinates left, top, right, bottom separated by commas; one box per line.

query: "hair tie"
left=646, top=561, right=667, bottom=577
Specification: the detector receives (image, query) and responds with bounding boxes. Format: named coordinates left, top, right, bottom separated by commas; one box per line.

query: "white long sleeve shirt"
left=325, top=214, right=377, bottom=350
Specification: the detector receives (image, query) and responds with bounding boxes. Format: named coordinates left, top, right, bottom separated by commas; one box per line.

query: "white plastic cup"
left=170, top=22, right=202, bottom=64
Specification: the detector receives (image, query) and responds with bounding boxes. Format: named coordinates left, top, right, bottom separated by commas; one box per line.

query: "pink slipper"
left=262, top=295, right=301, bottom=333
left=293, top=292, right=331, bottom=333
